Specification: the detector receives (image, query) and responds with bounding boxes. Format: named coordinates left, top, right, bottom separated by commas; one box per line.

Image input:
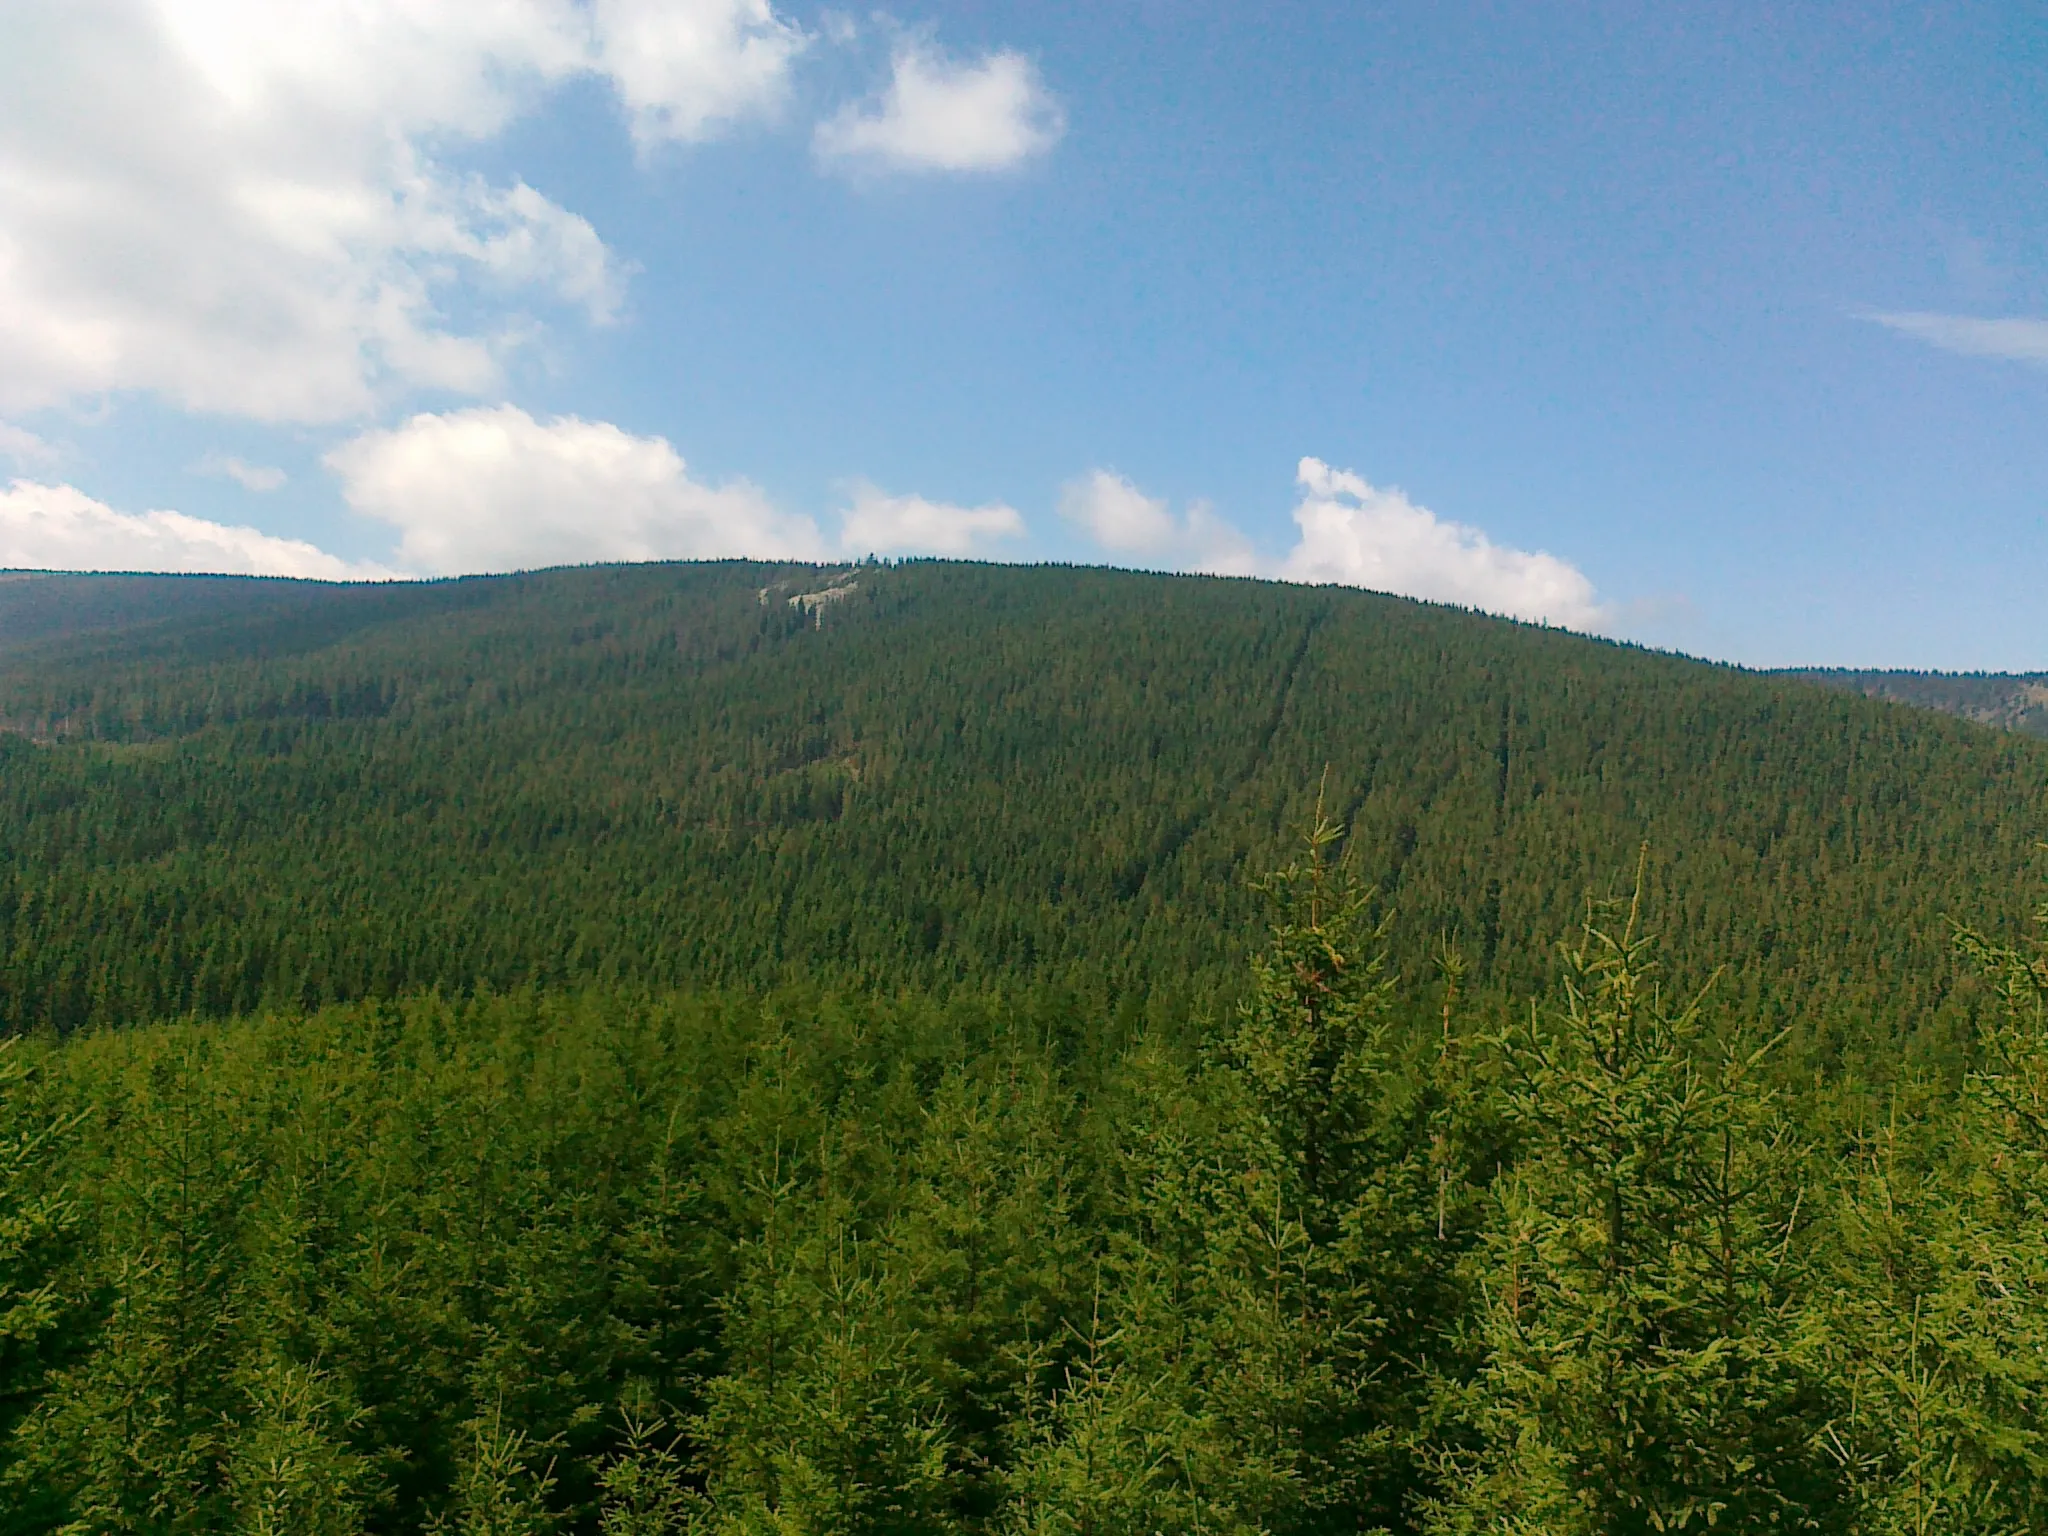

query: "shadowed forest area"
left=1, top=564, right=2045, bottom=1531
left=1786, top=667, right=2048, bottom=741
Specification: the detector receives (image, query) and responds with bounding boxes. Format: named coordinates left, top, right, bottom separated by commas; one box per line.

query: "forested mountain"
left=2, top=561, right=2044, bottom=1060
left=5, top=561, right=2048, bottom=1532
left=1785, top=666, right=2048, bottom=739
left=0, top=571, right=331, bottom=649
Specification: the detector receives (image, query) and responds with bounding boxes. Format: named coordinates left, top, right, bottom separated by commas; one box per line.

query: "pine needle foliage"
left=0, top=800, right=2039, bottom=1531
left=1430, top=858, right=1844, bottom=1533
left=0, top=1040, right=75, bottom=1532
left=1002, top=802, right=1455, bottom=1534
left=1810, top=899, right=2048, bottom=1534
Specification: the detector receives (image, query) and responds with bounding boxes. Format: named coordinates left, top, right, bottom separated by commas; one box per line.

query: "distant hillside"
left=1783, top=668, right=2048, bottom=739
left=0, top=562, right=2042, bottom=1055
left=0, top=569, right=338, bottom=647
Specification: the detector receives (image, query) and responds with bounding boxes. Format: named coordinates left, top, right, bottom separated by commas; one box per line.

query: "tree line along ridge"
left=0, top=561, right=2044, bottom=1530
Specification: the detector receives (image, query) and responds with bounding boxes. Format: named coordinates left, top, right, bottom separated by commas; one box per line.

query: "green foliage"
left=0, top=553, right=2044, bottom=1536
left=226, top=1357, right=373, bottom=1536
left=1, top=561, right=2042, bottom=1065
left=1430, top=865, right=1842, bottom=1533
left=1002, top=803, right=1453, bottom=1535
left=1809, top=903, right=2048, bottom=1533
left=0, top=834, right=2037, bottom=1533
left=687, top=1162, right=960, bottom=1534
left=1227, top=800, right=1397, bottom=1213
left=595, top=1402, right=697, bottom=1536
left=438, top=1404, right=561, bottom=1536
left=0, top=1039, right=75, bottom=1529
left=1786, top=669, right=2048, bottom=741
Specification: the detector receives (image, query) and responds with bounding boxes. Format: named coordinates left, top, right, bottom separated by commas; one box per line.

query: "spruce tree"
left=1819, top=902, right=2048, bottom=1532
left=1429, top=864, right=1843, bottom=1534
left=0, top=1039, right=76, bottom=1532
left=437, top=1404, right=560, bottom=1536
left=13, top=1042, right=256, bottom=1534
left=687, top=1138, right=960, bottom=1534
left=595, top=1397, right=698, bottom=1536
left=1209, top=803, right=1444, bottom=1529
left=223, top=1357, right=373, bottom=1536
left=1004, top=802, right=1446, bottom=1533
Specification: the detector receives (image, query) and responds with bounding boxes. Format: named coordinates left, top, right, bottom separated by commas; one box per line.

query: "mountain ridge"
left=1780, top=666, right=2048, bottom=739
left=0, top=562, right=2040, bottom=1060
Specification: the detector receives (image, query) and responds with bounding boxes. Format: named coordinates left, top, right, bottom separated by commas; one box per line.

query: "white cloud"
left=1057, top=468, right=1256, bottom=576
left=329, top=409, right=1034, bottom=571
left=839, top=482, right=1026, bottom=555
left=815, top=39, right=1062, bottom=173
left=194, top=452, right=286, bottom=493
left=0, top=479, right=393, bottom=579
left=1054, top=463, right=1601, bottom=622
left=0, top=0, right=802, bottom=423
left=1866, top=311, right=2048, bottom=366
left=0, top=424, right=57, bottom=468
left=1280, top=459, right=1605, bottom=629
left=1059, top=469, right=1175, bottom=550
left=593, top=0, right=808, bottom=151
left=326, top=405, right=825, bottom=575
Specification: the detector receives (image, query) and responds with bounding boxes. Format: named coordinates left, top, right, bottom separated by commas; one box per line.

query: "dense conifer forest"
left=1, top=562, right=2046, bottom=1531
left=2, top=563, right=2044, bottom=1058
left=1786, top=667, right=2048, bottom=740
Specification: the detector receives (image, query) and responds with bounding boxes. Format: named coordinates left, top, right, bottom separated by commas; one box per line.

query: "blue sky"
left=2, top=2, right=2045, bottom=667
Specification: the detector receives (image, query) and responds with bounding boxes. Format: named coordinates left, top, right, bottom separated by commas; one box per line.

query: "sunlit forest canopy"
left=1, top=562, right=2043, bottom=1059
left=4, top=816, right=2047, bottom=1532
left=3, top=564, right=2048, bottom=1532
left=9, top=2, right=2047, bottom=1526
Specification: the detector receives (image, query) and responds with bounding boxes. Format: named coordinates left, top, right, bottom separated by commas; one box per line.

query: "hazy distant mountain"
left=1780, top=669, right=2048, bottom=740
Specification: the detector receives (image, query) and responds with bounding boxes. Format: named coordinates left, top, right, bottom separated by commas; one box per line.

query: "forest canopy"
left=0, top=818, right=2044, bottom=1531
left=0, top=563, right=2045, bottom=1531
left=0, top=562, right=2042, bottom=1065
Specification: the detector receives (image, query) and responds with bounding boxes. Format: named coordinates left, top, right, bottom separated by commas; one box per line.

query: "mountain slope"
left=1784, top=668, right=2048, bottom=739
left=1, top=561, right=2041, bottom=1051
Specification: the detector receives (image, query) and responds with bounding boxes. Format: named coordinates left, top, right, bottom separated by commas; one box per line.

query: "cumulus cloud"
left=594, top=0, right=808, bottom=151
left=815, top=39, right=1062, bottom=173
left=1865, top=311, right=2048, bottom=366
left=1058, top=469, right=1173, bottom=549
left=326, top=405, right=826, bottom=575
left=839, top=482, right=1026, bottom=555
left=0, top=479, right=393, bottom=579
left=1280, top=459, right=1605, bottom=629
left=1057, top=469, right=1256, bottom=576
left=194, top=452, right=286, bottom=493
left=0, top=0, right=803, bottom=423
left=1056, top=463, right=1597, bottom=622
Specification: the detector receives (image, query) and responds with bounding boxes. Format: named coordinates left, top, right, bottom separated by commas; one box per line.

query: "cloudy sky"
left=2, top=2, right=2045, bottom=667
